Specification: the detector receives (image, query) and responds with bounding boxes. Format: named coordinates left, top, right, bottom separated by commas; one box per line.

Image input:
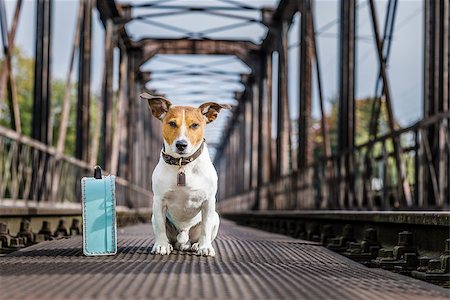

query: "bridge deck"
left=0, top=221, right=448, bottom=300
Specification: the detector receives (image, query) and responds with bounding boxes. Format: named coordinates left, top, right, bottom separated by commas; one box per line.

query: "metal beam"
left=272, top=0, right=299, bottom=24
left=138, top=38, right=259, bottom=67
left=423, top=0, right=449, bottom=207
left=275, top=21, right=291, bottom=177
left=368, top=0, right=412, bottom=207
left=101, top=19, right=115, bottom=170
left=0, top=0, right=22, bottom=133
left=298, top=0, right=313, bottom=172
left=76, top=0, right=93, bottom=161
left=337, top=0, right=356, bottom=208
left=256, top=51, right=273, bottom=210
left=32, top=0, right=52, bottom=144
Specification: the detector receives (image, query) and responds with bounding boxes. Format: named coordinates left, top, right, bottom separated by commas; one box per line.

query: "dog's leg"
left=195, top=200, right=217, bottom=257
left=192, top=212, right=219, bottom=252
left=151, top=198, right=173, bottom=255
left=210, top=211, right=220, bottom=241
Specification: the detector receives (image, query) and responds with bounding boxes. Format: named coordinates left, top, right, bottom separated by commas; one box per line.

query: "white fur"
left=151, top=116, right=220, bottom=257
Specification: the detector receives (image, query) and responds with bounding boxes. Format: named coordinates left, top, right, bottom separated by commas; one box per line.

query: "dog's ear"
left=140, top=93, right=172, bottom=121
left=198, top=102, right=231, bottom=124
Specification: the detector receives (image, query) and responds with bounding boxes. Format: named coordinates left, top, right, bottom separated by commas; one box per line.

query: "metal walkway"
left=0, top=221, right=448, bottom=300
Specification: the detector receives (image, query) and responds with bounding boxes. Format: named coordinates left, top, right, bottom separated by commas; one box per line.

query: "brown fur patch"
left=199, top=102, right=231, bottom=123
left=162, top=106, right=206, bottom=147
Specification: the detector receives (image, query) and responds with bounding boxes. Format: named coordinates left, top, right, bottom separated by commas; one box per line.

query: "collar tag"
left=177, top=168, right=186, bottom=186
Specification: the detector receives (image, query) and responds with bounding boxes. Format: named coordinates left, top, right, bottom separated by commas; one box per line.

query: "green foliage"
left=0, top=47, right=80, bottom=156
left=312, top=97, right=391, bottom=157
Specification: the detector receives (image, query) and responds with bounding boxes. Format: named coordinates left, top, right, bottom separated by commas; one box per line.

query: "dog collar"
left=161, top=139, right=205, bottom=166
left=162, top=140, right=205, bottom=186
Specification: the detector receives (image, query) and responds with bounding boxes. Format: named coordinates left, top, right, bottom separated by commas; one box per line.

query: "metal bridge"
left=0, top=0, right=449, bottom=299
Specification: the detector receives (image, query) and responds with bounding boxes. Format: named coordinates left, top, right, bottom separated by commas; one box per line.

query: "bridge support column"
left=251, top=77, right=260, bottom=194
left=337, top=0, right=356, bottom=208
left=101, top=19, right=115, bottom=170
left=298, top=0, right=313, bottom=172
left=275, top=21, right=291, bottom=178
left=244, top=88, right=252, bottom=193
left=76, top=0, right=93, bottom=161
left=422, top=0, right=449, bottom=208
left=257, top=51, right=273, bottom=210
left=32, top=0, right=52, bottom=144
left=30, top=0, right=52, bottom=202
left=297, top=0, right=314, bottom=209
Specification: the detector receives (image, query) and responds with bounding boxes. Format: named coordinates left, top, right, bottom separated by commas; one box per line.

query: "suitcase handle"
left=94, top=166, right=102, bottom=179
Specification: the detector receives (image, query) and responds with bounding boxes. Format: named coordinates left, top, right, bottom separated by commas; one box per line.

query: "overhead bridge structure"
left=0, top=0, right=449, bottom=299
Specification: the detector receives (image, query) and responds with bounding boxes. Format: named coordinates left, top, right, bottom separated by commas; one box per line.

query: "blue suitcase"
left=81, top=167, right=117, bottom=256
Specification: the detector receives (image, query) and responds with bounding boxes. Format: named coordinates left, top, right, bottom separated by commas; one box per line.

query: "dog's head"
left=141, top=93, right=230, bottom=157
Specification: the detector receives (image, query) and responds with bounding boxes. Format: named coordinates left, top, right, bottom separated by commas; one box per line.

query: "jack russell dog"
left=141, top=93, right=230, bottom=257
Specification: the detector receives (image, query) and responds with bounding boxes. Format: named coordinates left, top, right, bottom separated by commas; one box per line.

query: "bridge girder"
left=137, top=38, right=260, bottom=68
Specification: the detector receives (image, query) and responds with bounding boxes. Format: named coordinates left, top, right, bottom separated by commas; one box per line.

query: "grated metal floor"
left=0, top=220, right=448, bottom=299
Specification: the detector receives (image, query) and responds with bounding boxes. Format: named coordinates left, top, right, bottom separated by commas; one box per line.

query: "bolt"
left=427, top=259, right=442, bottom=272
left=379, top=249, right=394, bottom=259
left=35, top=234, right=46, bottom=243
left=9, top=238, right=24, bottom=249
left=398, top=231, right=413, bottom=247
left=417, top=256, right=431, bottom=272
left=70, top=219, right=81, bottom=235
left=403, top=253, right=419, bottom=268
left=38, top=221, right=52, bottom=236
left=19, top=219, right=30, bottom=232
left=54, top=219, right=68, bottom=237
left=348, top=242, right=362, bottom=254
left=0, top=222, right=8, bottom=235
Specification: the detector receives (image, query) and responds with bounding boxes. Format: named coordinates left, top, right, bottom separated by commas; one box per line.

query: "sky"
left=2, top=0, right=425, bottom=152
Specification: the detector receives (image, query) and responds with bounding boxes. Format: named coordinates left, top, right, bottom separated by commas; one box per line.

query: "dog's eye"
left=190, top=123, right=199, bottom=129
left=168, top=121, right=177, bottom=128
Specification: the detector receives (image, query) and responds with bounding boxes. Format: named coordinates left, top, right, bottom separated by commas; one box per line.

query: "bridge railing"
left=0, top=125, right=152, bottom=209
left=218, top=112, right=450, bottom=212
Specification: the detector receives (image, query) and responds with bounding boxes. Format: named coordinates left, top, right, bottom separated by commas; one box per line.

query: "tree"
left=0, top=47, right=100, bottom=157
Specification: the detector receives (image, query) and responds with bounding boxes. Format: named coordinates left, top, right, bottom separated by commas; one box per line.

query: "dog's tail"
left=177, top=230, right=189, bottom=244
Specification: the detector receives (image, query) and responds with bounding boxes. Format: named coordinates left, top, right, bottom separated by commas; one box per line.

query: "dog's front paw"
left=151, top=242, right=173, bottom=255
left=191, top=242, right=199, bottom=251
left=195, top=244, right=216, bottom=257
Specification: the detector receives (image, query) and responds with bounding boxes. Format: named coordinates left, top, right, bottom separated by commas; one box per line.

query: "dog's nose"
left=176, top=140, right=188, bottom=151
